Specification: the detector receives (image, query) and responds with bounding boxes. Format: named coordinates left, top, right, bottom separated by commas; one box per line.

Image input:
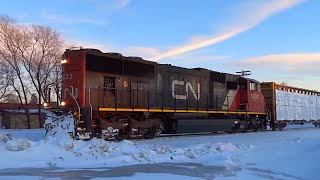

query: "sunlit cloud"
left=242, top=53, right=320, bottom=65
left=149, top=0, right=304, bottom=61
left=149, top=28, right=250, bottom=61
left=239, top=52, right=320, bottom=89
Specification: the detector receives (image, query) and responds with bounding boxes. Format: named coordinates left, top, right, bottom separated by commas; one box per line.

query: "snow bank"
left=0, top=127, right=319, bottom=180
left=0, top=133, right=12, bottom=143
left=215, top=143, right=239, bottom=152
left=5, top=139, right=31, bottom=151
left=0, top=130, right=245, bottom=170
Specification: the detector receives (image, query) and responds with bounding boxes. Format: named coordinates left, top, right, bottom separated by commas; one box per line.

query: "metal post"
left=186, top=91, right=188, bottom=110
left=136, top=88, right=139, bottom=108
left=215, top=95, right=218, bottom=110
left=227, top=96, right=229, bottom=112
left=196, top=92, right=199, bottom=111
left=115, top=89, right=117, bottom=109
left=174, top=90, right=176, bottom=110
left=161, top=90, right=164, bottom=110
left=147, top=89, right=150, bottom=109
left=207, top=93, right=209, bottom=111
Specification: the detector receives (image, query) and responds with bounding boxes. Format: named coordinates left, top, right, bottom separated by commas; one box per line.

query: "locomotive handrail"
left=69, top=86, right=81, bottom=123
left=265, top=105, right=271, bottom=121
left=88, top=86, right=99, bottom=124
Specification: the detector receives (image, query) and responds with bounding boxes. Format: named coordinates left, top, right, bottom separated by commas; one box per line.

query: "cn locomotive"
left=45, top=48, right=271, bottom=140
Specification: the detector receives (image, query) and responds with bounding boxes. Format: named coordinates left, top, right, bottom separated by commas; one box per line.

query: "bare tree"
left=1, top=92, right=20, bottom=103
left=0, top=60, right=9, bottom=100
left=0, top=16, right=33, bottom=128
left=46, top=64, right=63, bottom=107
left=0, top=15, right=64, bottom=128
left=17, top=24, right=64, bottom=127
left=29, top=93, right=38, bottom=104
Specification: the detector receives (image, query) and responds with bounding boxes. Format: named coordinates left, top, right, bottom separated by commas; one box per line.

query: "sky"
left=1, top=0, right=320, bottom=90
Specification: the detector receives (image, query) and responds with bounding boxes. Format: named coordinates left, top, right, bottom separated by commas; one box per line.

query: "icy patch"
left=0, top=133, right=12, bottom=143
left=5, top=139, right=31, bottom=151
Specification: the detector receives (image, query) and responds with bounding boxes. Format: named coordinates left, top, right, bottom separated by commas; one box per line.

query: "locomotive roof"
left=67, top=48, right=157, bottom=66
left=262, top=82, right=320, bottom=93
left=65, top=48, right=259, bottom=81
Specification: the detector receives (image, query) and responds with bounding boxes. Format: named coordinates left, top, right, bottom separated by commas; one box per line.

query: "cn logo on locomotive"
left=171, top=80, right=200, bottom=100
left=64, top=87, right=79, bottom=99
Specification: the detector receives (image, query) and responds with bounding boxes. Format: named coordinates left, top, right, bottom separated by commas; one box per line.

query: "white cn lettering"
left=64, top=87, right=79, bottom=99
left=172, top=80, right=200, bottom=100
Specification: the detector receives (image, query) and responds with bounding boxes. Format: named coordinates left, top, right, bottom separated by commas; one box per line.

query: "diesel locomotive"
left=45, top=48, right=269, bottom=140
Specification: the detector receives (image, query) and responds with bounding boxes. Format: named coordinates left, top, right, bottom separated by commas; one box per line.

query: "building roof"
left=0, top=103, right=39, bottom=110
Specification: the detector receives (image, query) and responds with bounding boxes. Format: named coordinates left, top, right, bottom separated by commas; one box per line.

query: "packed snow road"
left=0, top=125, right=319, bottom=180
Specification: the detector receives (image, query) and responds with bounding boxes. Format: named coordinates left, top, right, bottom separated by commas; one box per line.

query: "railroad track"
left=152, top=125, right=319, bottom=139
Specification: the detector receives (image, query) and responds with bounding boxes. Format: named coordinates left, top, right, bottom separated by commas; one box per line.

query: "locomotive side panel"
left=85, top=52, right=157, bottom=109
left=157, top=65, right=210, bottom=110
left=209, top=72, right=242, bottom=111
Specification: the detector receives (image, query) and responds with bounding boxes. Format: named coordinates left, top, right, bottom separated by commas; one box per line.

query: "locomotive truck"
left=44, top=48, right=308, bottom=140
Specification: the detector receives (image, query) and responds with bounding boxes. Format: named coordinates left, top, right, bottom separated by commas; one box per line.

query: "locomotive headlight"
left=61, top=101, right=66, bottom=106
left=60, top=59, right=68, bottom=64
left=43, top=102, right=49, bottom=108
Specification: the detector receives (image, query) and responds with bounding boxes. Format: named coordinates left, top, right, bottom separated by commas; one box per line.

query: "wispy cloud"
left=238, top=52, right=320, bottom=90
left=149, top=0, right=304, bottom=61
left=242, top=53, right=320, bottom=65
left=149, top=28, right=249, bottom=61
left=170, top=55, right=230, bottom=62
left=116, top=0, right=130, bottom=9
left=88, top=0, right=131, bottom=11
left=122, top=46, right=160, bottom=58
left=240, top=53, right=320, bottom=77
left=41, top=12, right=103, bottom=26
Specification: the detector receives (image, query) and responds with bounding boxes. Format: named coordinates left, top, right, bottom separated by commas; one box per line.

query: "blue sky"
left=1, top=0, right=320, bottom=90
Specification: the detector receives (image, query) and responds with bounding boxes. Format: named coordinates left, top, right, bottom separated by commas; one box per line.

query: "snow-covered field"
left=0, top=125, right=319, bottom=180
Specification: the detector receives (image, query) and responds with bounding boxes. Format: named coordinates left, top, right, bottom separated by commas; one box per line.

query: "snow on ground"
left=0, top=124, right=319, bottom=179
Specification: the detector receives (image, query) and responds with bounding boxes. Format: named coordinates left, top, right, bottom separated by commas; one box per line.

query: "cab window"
left=250, top=82, right=259, bottom=91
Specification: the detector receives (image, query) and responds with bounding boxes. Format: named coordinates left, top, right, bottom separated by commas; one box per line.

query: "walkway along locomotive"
left=44, top=48, right=271, bottom=140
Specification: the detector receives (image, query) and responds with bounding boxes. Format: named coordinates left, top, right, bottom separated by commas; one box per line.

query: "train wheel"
left=144, top=128, right=156, bottom=139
